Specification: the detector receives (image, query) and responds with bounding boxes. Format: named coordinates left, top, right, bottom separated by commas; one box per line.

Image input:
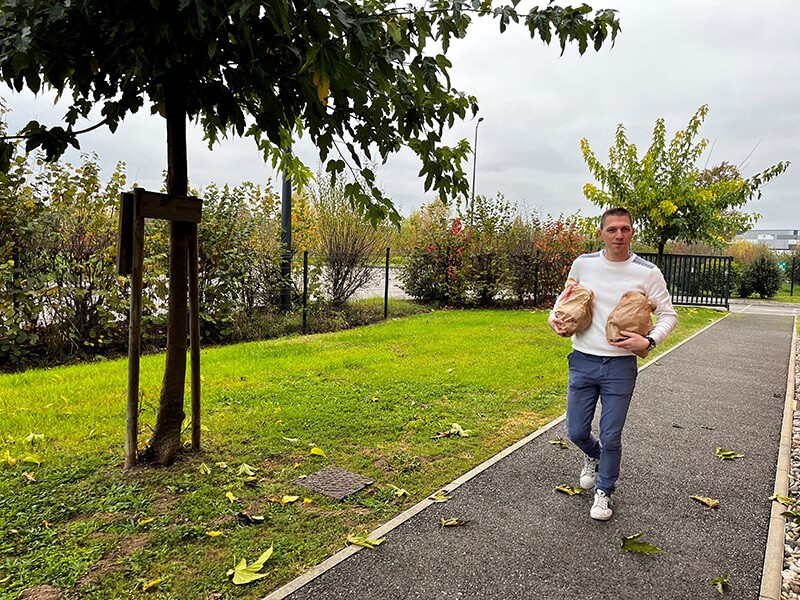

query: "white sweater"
left=552, top=251, right=678, bottom=357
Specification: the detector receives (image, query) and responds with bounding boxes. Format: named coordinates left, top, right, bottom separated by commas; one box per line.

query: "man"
left=548, top=207, right=677, bottom=521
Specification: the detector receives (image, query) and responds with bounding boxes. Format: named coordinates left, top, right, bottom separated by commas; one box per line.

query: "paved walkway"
left=267, top=312, right=796, bottom=600
left=729, top=298, right=800, bottom=317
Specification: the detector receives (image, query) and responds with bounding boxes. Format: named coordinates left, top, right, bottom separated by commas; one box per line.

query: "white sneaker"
left=590, top=489, right=613, bottom=521
left=579, top=455, right=599, bottom=489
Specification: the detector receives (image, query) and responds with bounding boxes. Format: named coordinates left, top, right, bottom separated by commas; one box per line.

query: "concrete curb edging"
left=262, top=313, right=730, bottom=600
left=760, top=315, right=798, bottom=600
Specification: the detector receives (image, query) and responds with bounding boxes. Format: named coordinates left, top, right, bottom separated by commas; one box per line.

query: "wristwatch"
left=645, top=336, right=657, bottom=351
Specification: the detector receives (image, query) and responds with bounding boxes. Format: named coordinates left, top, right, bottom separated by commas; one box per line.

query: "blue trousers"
left=565, top=350, right=638, bottom=495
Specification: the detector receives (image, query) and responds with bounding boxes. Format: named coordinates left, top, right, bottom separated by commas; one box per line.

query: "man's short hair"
left=600, top=207, right=633, bottom=229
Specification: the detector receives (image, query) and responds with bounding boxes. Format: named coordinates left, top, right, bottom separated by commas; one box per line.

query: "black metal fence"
left=638, top=253, right=732, bottom=310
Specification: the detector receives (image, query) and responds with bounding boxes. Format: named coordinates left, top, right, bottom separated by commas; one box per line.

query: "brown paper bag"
left=606, top=291, right=655, bottom=358
left=555, top=278, right=594, bottom=336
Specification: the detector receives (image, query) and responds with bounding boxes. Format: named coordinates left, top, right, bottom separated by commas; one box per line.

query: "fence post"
left=11, top=245, right=19, bottom=314
left=445, top=245, right=451, bottom=304
left=302, top=250, right=309, bottom=335
left=533, top=249, right=540, bottom=306
left=791, top=255, right=795, bottom=297
left=384, top=247, right=390, bottom=319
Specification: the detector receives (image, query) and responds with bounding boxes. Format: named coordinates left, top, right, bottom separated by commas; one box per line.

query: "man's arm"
left=645, top=268, right=678, bottom=344
left=609, top=267, right=677, bottom=353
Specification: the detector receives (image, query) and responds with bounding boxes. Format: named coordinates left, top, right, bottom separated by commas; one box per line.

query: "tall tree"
left=1, top=0, right=620, bottom=465
left=580, top=105, right=790, bottom=266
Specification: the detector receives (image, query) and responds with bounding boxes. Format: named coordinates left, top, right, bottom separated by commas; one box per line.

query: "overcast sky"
left=3, top=0, right=798, bottom=228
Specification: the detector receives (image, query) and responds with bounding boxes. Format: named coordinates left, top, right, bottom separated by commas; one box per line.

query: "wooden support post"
left=125, top=190, right=144, bottom=469
left=121, top=188, right=203, bottom=466
left=188, top=222, right=201, bottom=450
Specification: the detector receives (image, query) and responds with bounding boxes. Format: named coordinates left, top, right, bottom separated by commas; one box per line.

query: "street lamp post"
left=470, top=117, right=484, bottom=226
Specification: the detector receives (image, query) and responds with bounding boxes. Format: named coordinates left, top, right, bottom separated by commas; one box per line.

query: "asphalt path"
left=268, top=312, right=794, bottom=600
left=729, top=298, right=800, bottom=317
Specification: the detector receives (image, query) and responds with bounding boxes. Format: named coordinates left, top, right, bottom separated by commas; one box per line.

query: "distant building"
left=736, top=229, right=800, bottom=253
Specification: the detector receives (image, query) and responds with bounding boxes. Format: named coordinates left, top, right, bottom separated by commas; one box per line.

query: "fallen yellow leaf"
left=429, top=491, right=452, bottom=503
left=270, top=495, right=300, bottom=506
left=142, top=578, right=162, bottom=592
left=690, top=495, right=720, bottom=509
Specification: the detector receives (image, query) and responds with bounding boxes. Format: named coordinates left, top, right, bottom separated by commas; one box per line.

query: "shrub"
left=0, top=140, right=45, bottom=364
left=311, top=176, right=389, bottom=307
left=399, top=200, right=592, bottom=308
left=197, top=182, right=282, bottom=342
left=505, top=217, right=539, bottom=304
left=531, top=218, right=592, bottom=307
left=461, top=194, right=514, bottom=306
left=738, top=247, right=784, bottom=299
left=34, top=156, right=129, bottom=355
left=399, top=202, right=469, bottom=305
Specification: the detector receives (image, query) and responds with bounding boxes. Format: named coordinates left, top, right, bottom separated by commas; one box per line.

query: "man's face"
left=598, top=215, right=634, bottom=261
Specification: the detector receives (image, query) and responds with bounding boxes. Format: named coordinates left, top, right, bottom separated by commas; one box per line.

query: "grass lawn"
left=736, top=282, right=800, bottom=304
left=773, top=282, right=800, bottom=304
left=0, top=306, right=722, bottom=599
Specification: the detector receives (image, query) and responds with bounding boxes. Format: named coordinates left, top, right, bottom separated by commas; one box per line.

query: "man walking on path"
left=548, top=207, right=677, bottom=521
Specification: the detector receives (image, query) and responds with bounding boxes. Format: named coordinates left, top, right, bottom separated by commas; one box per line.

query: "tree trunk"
left=657, top=241, right=665, bottom=270
left=143, top=77, right=189, bottom=465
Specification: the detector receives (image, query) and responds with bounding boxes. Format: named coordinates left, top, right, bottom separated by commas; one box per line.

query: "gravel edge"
left=782, top=331, right=800, bottom=600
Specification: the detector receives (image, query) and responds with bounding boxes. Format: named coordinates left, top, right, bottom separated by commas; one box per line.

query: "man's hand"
left=608, top=330, right=650, bottom=353
left=548, top=314, right=569, bottom=337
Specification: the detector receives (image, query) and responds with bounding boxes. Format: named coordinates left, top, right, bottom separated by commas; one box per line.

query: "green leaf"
left=782, top=509, right=800, bottom=523
left=347, top=534, right=385, bottom=548
left=227, top=546, right=274, bottom=585
left=432, top=423, right=471, bottom=438
left=428, top=490, right=452, bottom=503
left=237, top=463, right=257, bottom=476
left=24, top=432, right=44, bottom=444
left=270, top=495, right=299, bottom=506
left=198, top=462, right=212, bottom=475
left=620, top=533, right=662, bottom=554
left=709, top=573, right=730, bottom=595
left=388, top=484, right=409, bottom=498
left=770, top=494, right=796, bottom=507
left=548, top=437, right=570, bottom=449
left=21, top=454, right=43, bottom=466
left=554, top=485, right=584, bottom=496
left=715, top=447, right=744, bottom=461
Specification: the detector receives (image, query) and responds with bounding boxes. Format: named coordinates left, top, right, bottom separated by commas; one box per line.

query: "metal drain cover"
left=296, top=466, right=374, bottom=500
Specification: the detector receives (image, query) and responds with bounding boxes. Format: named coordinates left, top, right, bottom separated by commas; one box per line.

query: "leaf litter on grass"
left=227, top=546, right=274, bottom=585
